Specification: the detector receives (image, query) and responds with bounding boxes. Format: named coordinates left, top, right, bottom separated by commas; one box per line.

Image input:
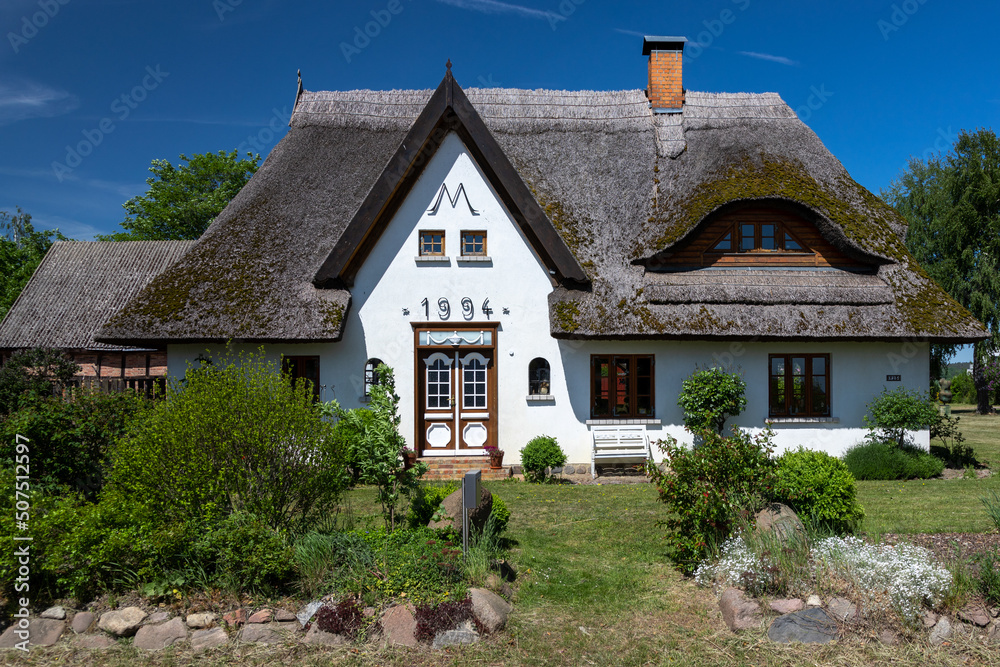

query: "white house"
left=91, top=38, right=984, bottom=471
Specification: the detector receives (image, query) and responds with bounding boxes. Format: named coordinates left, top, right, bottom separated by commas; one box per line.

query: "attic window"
left=419, top=231, right=445, bottom=256
left=461, top=231, right=486, bottom=256
left=738, top=222, right=806, bottom=253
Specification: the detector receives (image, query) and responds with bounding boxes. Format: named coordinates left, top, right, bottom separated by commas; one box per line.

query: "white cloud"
left=0, top=79, right=79, bottom=125
left=737, top=51, right=799, bottom=67
left=434, top=0, right=562, bottom=22
left=614, top=28, right=646, bottom=38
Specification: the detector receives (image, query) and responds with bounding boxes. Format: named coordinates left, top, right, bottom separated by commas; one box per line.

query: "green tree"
left=98, top=150, right=260, bottom=241
left=0, top=208, right=65, bottom=320
left=883, top=128, right=1000, bottom=413
left=677, top=366, right=747, bottom=434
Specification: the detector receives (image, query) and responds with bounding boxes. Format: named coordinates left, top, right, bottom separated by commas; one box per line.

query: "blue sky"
left=2, top=0, right=997, bottom=358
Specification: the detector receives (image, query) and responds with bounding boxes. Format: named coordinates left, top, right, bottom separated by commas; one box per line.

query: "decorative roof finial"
left=446, top=59, right=452, bottom=72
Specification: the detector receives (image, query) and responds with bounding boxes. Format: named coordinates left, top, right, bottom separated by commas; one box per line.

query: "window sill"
left=457, top=256, right=492, bottom=264
left=766, top=416, right=839, bottom=424
left=414, top=256, right=450, bottom=264
left=586, top=419, right=660, bottom=426
left=526, top=394, right=554, bottom=402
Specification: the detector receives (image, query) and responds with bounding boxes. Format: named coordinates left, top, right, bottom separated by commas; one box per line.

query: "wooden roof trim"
left=313, top=69, right=590, bottom=289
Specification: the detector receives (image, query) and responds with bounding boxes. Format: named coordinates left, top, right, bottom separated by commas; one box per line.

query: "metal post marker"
left=462, top=469, right=481, bottom=558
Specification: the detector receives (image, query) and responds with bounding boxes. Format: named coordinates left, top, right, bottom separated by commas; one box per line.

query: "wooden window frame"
left=768, top=353, right=830, bottom=418
left=590, top=354, right=655, bottom=419
left=706, top=221, right=811, bottom=255
left=418, top=230, right=446, bottom=256
left=528, top=357, right=551, bottom=395
left=460, top=230, right=487, bottom=256
left=282, top=355, right=321, bottom=400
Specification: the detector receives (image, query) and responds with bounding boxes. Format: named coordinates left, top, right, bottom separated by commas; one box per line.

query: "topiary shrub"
left=843, top=440, right=944, bottom=480
left=677, top=366, right=747, bottom=433
left=773, top=448, right=864, bottom=533
left=520, top=435, right=567, bottom=483
left=864, top=387, right=939, bottom=449
left=647, top=427, right=777, bottom=573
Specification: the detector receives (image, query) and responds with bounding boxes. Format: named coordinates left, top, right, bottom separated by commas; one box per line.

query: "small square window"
left=460, top=231, right=486, bottom=256
left=419, top=231, right=445, bottom=256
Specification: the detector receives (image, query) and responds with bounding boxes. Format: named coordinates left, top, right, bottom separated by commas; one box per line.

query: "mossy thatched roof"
left=96, top=77, right=985, bottom=344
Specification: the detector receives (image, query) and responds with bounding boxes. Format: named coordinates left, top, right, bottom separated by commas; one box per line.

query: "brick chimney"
left=643, top=36, right=686, bottom=113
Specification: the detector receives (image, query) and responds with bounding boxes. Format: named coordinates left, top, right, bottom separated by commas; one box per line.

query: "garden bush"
left=520, top=435, right=566, bottom=483
left=772, top=448, right=864, bottom=533
left=930, top=414, right=976, bottom=467
left=190, top=511, right=295, bottom=593
left=647, top=427, right=777, bottom=572
left=0, top=347, right=78, bottom=416
left=414, top=598, right=477, bottom=642
left=863, top=387, right=939, bottom=449
left=108, top=347, right=348, bottom=534
left=948, top=372, right=975, bottom=403
left=677, top=366, right=746, bottom=433
left=316, top=599, right=364, bottom=638
left=843, top=439, right=944, bottom=480
left=0, top=389, right=148, bottom=496
left=408, top=483, right=458, bottom=528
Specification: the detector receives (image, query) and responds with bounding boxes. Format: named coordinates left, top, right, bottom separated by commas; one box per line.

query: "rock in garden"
left=381, top=604, right=418, bottom=647
left=0, top=619, right=65, bottom=648
left=432, top=627, right=480, bottom=648
left=755, top=503, right=805, bottom=543
left=469, top=587, right=511, bottom=633
left=191, top=627, right=228, bottom=652
left=72, top=611, right=95, bottom=634
left=134, top=617, right=187, bottom=650
left=238, top=621, right=299, bottom=644
left=98, top=607, right=147, bottom=637
left=145, top=611, right=171, bottom=624
left=719, top=588, right=762, bottom=632
left=186, top=612, right=216, bottom=629
left=274, top=609, right=297, bottom=622
left=826, top=597, right=858, bottom=622
left=769, top=599, right=804, bottom=614
left=303, top=624, right=345, bottom=646
left=74, top=634, right=116, bottom=649
left=988, top=623, right=1000, bottom=645
left=223, top=608, right=247, bottom=627
left=959, top=603, right=991, bottom=627
left=39, top=606, right=66, bottom=620
left=297, top=601, right=323, bottom=628
left=929, top=617, right=952, bottom=646
left=921, top=611, right=938, bottom=628
left=879, top=629, right=900, bottom=645
left=768, top=608, right=838, bottom=644
left=428, top=487, right=493, bottom=533
left=248, top=609, right=273, bottom=624
left=806, top=595, right=822, bottom=607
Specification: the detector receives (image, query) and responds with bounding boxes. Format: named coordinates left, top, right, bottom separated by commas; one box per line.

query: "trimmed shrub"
left=108, top=347, right=348, bottom=534
left=843, top=440, right=944, bottom=480
left=520, top=435, right=567, bottom=483
left=647, top=427, right=777, bottom=573
left=773, top=448, right=864, bottom=533
left=677, top=366, right=747, bottom=433
left=864, top=387, right=939, bottom=449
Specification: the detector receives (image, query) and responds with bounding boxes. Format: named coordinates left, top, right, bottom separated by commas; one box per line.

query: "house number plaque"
left=886, top=375, right=901, bottom=382
left=419, top=297, right=493, bottom=321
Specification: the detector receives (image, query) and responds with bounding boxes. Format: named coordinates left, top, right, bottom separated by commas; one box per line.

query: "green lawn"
left=857, top=405, right=1000, bottom=534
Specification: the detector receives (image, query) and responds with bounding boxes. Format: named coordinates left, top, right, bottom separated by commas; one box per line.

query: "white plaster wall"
left=166, top=130, right=932, bottom=466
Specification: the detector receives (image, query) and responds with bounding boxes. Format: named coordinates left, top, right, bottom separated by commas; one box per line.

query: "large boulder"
left=133, top=617, right=187, bottom=650
left=719, top=588, right=762, bottom=632
left=755, top=503, right=805, bottom=543
left=381, top=604, right=418, bottom=648
left=0, top=618, right=65, bottom=648
left=190, top=627, right=228, bottom=652
left=428, top=487, right=493, bottom=533
left=469, top=587, right=511, bottom=633
left=768, top=608, right=838, bottom=644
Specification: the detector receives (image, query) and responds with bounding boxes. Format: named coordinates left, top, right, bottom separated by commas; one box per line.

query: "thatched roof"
left=97, top=71, right=985, bottom=344
left=0, top=241, right=195, bottom=352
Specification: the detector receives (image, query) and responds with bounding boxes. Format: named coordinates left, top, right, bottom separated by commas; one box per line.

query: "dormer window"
left=707, top=221, right=809, bottom=255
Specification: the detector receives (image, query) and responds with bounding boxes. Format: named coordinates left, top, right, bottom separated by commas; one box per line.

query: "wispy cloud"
left=434, top=0, right=561, bottom=22
left=0, top=165, right=141, bottom=198
left=0, top=79, right=79, bottom=125
left=614, top=28, right=646, bottom=38
left=737, top=51, right=799, bottom=67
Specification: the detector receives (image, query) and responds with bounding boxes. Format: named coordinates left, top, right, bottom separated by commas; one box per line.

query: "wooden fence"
left=53, top=376, right=166, bottom=401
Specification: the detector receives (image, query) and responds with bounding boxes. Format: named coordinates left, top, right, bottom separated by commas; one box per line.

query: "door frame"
left=412, top=322, right=499, bottom=456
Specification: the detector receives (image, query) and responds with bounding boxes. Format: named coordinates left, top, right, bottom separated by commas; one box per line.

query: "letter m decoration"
left=427, top=182, right=479, bottom=216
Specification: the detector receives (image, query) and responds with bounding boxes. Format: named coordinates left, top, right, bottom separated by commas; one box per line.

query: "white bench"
left=591, top=425, right=652, bottom=478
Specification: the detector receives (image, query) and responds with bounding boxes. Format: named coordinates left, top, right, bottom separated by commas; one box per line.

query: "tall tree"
left=883, top=128, right=1000, bottom=413
left=99, top=150, right=259, bottom=241
left=0, top=208, right=66, bottom=321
